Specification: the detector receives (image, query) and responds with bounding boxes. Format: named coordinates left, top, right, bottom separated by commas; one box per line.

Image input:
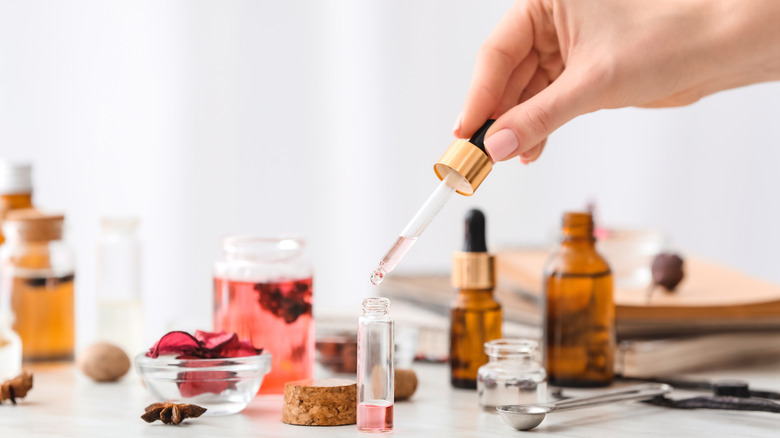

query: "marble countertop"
left=3, top=361, right=779, bottom=437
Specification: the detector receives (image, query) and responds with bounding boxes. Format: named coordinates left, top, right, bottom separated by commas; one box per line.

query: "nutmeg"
left=77, top=342, right=131, bottom=382
left=394, top=368, right=418, bottom=401
left=652, top=253, right=685, bottom=291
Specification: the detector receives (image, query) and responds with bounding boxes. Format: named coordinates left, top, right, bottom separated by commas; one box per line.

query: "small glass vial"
left=95, top=217, right=144, bottom=356
left=0, top=209, right=75, bottom=361
left=0, top=308, right=22, bottom=380
left=477, top=339, right=547, bottom=410
left=357, top=297, right=394, bottom=432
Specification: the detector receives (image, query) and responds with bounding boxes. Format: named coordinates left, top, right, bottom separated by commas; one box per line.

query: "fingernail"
left=484, top=129, right=518, bottom=162
left=452, top=114, right=462, bottom=136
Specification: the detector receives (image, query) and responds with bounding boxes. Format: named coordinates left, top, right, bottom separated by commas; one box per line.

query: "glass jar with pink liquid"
left=213, top=236, right=313, bottom=394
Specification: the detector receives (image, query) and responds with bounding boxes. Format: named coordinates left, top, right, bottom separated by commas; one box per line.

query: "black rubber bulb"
left=468, top=120, right=496, bottom=154
left=463, top=209, right=488, bottom=252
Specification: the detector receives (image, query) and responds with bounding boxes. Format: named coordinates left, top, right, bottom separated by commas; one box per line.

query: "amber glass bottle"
left=450, top=209, right=502, bottom=389
left=544, top=212, right=614, bottom=387
left=0, top=163, right=34, bottom=245
left=0, top=210, right=75, bottom=361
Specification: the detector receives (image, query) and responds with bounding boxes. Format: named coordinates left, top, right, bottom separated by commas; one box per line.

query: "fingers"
left=494, top=51, right=540, bottom=117
left=484, top=70, right=591, bottom=162
left=519, top=139, right=546, bottom=164
left=454, top=1, right=535, bottom=139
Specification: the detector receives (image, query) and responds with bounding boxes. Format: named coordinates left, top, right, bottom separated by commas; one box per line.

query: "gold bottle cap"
left=434, top=120, right=495, bottom=196
left=451, top=209, right=495, bottom=289
left=434, top=140, right=492, bottom=196
left=451, top=252, right=496, bottom=289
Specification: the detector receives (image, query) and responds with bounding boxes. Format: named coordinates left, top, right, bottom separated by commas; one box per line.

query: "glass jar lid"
left=484, top=339, right=538, bottom=359
left=221, top=236, right=304, bottom=262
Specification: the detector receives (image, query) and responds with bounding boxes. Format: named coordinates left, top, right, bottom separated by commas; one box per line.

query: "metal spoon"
left=497, top=383, right=673, bottom=431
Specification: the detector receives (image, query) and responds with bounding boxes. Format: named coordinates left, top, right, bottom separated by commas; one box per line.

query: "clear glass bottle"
left=477, top=339, right=547, bottom=410
left=0, top=308, right=22, bottom=380
left=95, top=217, right=144, bottom=356
left=0, top=163, right=34, bottom=245
left=213, top=236, right=314, bottom=394
left=0, top=210, right=75, bottom=361
left=544, top=212, right=615, bottom=387
left=357, top=297, right=394, bottom=433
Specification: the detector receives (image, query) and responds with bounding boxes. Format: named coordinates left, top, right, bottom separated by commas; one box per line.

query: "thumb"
left=484, top=72, right=592, bottom=162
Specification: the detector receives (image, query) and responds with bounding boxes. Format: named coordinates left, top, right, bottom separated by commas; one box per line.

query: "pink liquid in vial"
left=214, top=277, right=314, bottom=394
left=357, top=401, right=394, bottom=432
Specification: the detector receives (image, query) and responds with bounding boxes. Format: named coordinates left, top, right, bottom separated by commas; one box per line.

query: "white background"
left=1, top=0, right=778, bottom=351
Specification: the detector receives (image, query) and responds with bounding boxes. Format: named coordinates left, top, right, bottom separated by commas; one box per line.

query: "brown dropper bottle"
left=450, top=209, right=502, bottom=389
left=543, top=212, right=615, bottom=387
left=0, top=163, right=34, bottom=245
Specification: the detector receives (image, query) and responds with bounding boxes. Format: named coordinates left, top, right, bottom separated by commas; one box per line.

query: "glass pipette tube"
left=370, top=172, right=462, bottom=285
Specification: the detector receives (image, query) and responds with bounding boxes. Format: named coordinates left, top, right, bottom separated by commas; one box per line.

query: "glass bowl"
left=135, top=352, right=272, bottom=415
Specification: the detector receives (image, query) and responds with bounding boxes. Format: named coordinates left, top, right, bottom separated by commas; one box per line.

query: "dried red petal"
left=146, top=331, right=203, bottom=359
left=219, top=339, right=261, bottom=358
left=176, top=371, right=237, bottom=397
left=194, top=330, right=237, bottom=351
left=147, top=330, right=262, bottom=359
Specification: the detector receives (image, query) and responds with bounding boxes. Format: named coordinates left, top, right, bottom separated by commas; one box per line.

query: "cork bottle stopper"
left=3, top=209, right=64, bottom=242
left=282, top=378, right=357, bottom=426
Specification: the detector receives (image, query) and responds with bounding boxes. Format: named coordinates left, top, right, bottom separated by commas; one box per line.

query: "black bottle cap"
left=463, top=209, right=487, bottom=252
left=713, top=380, right=751, bottom=398
left=468, top=120, right=496, bottom=154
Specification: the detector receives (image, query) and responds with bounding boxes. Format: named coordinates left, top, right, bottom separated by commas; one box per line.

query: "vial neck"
left=489, top=353, right=533, bottom=364
left=362, top=297, right=390, bottom=316
left=0, top=193, right=33, bottom=210
left=560, top=212, right=596, bottom=246
left=560, top=234, right=596, bottom=248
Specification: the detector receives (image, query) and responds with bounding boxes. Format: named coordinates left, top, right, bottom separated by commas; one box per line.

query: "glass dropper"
left=369, top=172, right=467, bottom=285
left=369, top=119, right=496, bottom=286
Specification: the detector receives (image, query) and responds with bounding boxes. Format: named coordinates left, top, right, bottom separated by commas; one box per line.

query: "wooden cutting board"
left=497, top=249, right=780, bottom=336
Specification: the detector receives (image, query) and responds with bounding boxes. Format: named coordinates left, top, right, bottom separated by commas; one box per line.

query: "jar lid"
left=221, top=235, right=305, bottom=261
left=484, top=339, right=539, bottom=358
left=101, top=217, right=140, bottom=235
left=0, top=162, right=32, bottom=195
left=3, top=209, right=64, bottom=242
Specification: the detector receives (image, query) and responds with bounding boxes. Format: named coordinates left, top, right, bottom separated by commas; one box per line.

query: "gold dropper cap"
left=434, top=120, right=495, bottom=196
left=452, top=252, right=496, bottom=289
left=451, top=209, right=496, bottom=289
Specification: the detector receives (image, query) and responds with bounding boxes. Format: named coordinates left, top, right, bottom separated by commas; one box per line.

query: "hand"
left=453, top=0, right=780, bottom=164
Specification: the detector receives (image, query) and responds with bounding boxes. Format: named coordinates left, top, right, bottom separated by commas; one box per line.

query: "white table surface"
left=3, top=360, right=779, bottom=437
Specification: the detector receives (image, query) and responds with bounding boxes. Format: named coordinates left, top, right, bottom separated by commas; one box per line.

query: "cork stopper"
left=282, top=378, right=357, bottom=426
left=3, top=209, right=64, bottom=242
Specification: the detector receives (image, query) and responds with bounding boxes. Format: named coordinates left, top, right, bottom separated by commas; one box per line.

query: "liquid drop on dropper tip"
left=370, top=269, right=385, bottom=286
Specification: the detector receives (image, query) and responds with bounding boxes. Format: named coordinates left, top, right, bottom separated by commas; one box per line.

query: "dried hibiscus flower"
left=255, top=278, right=313, bottom=324
left=146, top=330, right=262, bottom=359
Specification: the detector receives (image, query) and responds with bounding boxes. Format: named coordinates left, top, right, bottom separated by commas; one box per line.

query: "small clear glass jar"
left=477, top=339, right=547, bottom=410
left=213, top=236, right=314, bottom=394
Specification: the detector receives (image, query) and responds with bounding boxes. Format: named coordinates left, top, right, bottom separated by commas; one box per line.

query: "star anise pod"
left=141, top=402, right=207, bottom=425
left=0, top=372, right=33, bottom=405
